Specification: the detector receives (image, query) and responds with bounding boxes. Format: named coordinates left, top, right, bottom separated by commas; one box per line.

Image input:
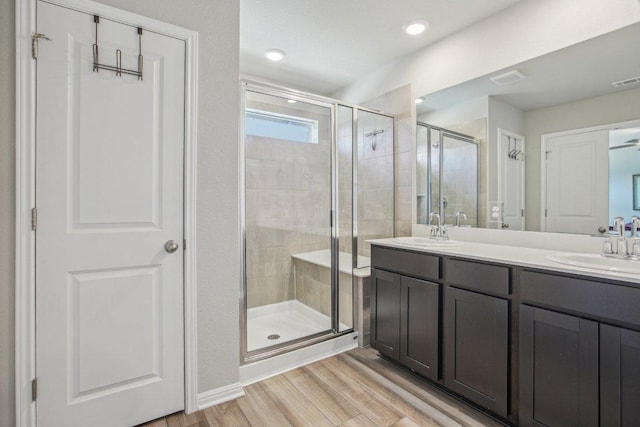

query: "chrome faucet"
left=429, top=212, right=448, bottom=240
left=455, top=211, right=467, bottom=227
left=632, top=216, right=640, bottom=257
left=614, top=216, right=627, bottom=256
left=631, top=216, right=640, bottom=238
left=614, top=216, right=626, bottom=238
left=602, top=217, right=640, bottom=259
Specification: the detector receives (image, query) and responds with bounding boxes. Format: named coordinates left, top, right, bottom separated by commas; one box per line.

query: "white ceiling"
left=240, top=0, right=521, bottom=96
left=418, top=22, right=640, bottom=114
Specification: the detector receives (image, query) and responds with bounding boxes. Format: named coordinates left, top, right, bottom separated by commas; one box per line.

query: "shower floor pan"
left=247, top=300, right=346, bottom=352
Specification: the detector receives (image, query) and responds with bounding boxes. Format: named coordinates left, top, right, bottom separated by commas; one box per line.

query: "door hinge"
left=31, top=208, right=37, bottom=231
left=521, top=209, right=524, bottom=217
left=32, top=32, right=51, bottom=60
left=31, top=378, right=37, bottom=401
left=545, top=151, right=551, bottom=160
left=183, top=239, right=186, bottom=251
left=545, top=209, right=548, bottom=218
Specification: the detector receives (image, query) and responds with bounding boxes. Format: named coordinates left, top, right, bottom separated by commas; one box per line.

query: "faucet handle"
left=613, top=216, right=626, bottom=238
left=602, top=237, right=614, bottom=256
left=455, top=211, right=467, bottom=227
left=441, top=226, right=449, bottom=239
left=617, top=238, right=629, bottom=256
left=429, top=211, right=440, bottom=225
left=632, top=216, right=640, bottom=238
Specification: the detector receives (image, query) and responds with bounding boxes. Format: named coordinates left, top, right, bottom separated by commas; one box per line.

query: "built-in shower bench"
left=292, top=250, right=371, bottom=347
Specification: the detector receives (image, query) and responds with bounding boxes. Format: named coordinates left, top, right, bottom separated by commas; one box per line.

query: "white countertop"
left=369, top=238, right=640, bottom=285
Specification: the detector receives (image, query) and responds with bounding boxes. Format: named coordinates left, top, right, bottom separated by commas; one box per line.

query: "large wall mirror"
left=416, top=22, right=640, bottom=235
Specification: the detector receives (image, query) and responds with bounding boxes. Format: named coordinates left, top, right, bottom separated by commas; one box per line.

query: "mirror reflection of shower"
left=417, top=122, right=479, bottom=228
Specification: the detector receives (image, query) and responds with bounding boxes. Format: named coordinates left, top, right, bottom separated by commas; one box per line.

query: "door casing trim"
left=15, top=0, right=200, bottom=425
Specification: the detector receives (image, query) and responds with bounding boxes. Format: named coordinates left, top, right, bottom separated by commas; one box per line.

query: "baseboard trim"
left=196, top=382, right=245, bottom=411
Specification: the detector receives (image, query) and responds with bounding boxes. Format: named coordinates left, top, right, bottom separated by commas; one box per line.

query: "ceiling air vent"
left=490, top=70, right=526, bottom=86
left=612, top=76, right=640, bottom=88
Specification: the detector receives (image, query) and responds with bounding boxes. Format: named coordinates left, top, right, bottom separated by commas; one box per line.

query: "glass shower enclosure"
left=241, top=81, right=395, bottom=361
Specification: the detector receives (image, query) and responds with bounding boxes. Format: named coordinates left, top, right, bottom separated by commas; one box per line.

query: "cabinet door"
left=400, top=277, right=439, bottom=381
left=371, top=268, right=401, bottom=360
left=519, top=305, right=598, bottom=427
left=601, top=324, right=640, bottom=427
left=444, top=287, right=509, bottom=418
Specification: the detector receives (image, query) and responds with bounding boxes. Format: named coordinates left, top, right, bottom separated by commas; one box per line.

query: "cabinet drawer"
left=446, top=259, right=510, bottom=296
left=520, top=270, right=640, bottom=327
left=371, top=245, right=440, bottom=281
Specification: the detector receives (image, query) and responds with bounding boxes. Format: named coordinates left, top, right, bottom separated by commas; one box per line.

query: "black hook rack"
left=92, top=15, right=143, bottom=80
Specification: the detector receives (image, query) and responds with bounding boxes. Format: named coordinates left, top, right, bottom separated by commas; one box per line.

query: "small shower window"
left=245, top=109, right=319, bottom=144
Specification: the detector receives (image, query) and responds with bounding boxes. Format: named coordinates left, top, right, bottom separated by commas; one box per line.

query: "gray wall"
left=1, top=1, right=16, bottom=427
left=524, top=86, right=640, bottom=230
left=0, top=1, right=240, bottom=425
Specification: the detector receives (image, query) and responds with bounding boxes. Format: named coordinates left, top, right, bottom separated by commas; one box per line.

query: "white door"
left=497, top=130, right=525, bottom=231
left=544, top=130, right=609, bottom=234
left=35, top=2, right=185, bottom=426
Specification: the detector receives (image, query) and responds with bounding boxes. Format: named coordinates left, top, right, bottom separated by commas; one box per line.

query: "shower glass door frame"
left=240, top=80, right=395, bottom=363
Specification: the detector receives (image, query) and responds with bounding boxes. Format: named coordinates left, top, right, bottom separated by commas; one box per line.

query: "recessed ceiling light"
left=265, top=48, right=286, bottom=62
left=287, top=99, right=297, bottom=104
left=403, top=20, right=429, bottom=36
left=415, top=98, right=424, bottom=105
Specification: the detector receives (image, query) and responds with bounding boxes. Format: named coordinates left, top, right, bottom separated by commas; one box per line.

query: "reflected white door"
left=545, top=130, right=609, bottom=234
left=498, top=130, right=525, bottom=231
left=35, top=2, right=185, bottom=426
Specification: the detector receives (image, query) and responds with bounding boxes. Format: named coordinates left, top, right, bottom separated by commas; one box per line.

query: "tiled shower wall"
left=441, top=141, right=479, bottom=227
left=362, top=84, right=414, bottom=239
left=337, top=107, right=396, bottom=261
left=443, top=118, right=488, bottom=227
left=245, top=99, right=331, bottom=309
left=356, top=111, right=395, bottom=260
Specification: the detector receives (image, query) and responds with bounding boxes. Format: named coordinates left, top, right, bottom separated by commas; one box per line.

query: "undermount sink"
left=392, top=236, right=464, bottom=247
left=546, top=253, right=640, bottom=274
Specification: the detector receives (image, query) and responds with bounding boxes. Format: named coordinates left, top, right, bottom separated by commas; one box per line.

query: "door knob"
left=501, top=223, right=510, bottom=229
left=597, top=226, right=607, bottom=234
left=165, top=240, right=179, bottom=253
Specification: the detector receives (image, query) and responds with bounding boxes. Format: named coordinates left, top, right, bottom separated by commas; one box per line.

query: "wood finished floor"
left=139, top=347, right=504, bottom=427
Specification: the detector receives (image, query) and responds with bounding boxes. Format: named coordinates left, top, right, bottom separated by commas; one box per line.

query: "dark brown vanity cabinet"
left=444, top=287, right=509, bottom=418
left=519, top=305, right=599, bottom=427
left=520, top=270, right=640, bottom=427
left=443, top=259, right=511, bottom=419
left=600, top=325, right=640, bottom=427
left=400, top=276, right=439, bottom=380
left=371, top=244, right=640, bottom=426
left=371, top=246, right=441, bottom=381
left=370, top=268, right=401, bottom=361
